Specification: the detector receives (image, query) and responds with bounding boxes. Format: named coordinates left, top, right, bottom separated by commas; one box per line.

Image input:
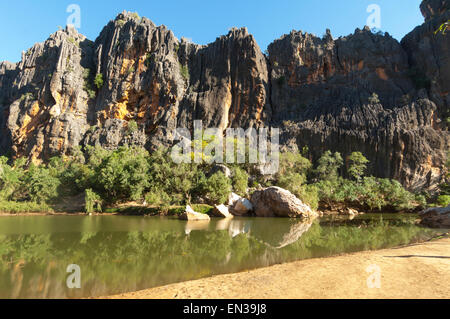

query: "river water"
left=0, top=214, right=447, bottom=298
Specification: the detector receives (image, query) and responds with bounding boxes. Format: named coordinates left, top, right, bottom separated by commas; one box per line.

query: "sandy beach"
left=103, top=238, right=450, bottom=299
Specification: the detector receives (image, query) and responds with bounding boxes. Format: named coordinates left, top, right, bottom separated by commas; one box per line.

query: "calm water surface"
left=0, top=214, right=447, bottom=298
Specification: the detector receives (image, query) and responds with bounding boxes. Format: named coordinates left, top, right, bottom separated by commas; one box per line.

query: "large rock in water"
left=419, top=205, right=450, bottom=228
left=212, top=204, right=234, bottom=219
left=179, top=205, right=211, bottom=221
left=250, top=187, right=316, bottom=218
left=228, top=192, right=253, bottom=216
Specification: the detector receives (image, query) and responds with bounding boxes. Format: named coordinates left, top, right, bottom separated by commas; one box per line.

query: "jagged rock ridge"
left=0, top=1, right=449, bottom=192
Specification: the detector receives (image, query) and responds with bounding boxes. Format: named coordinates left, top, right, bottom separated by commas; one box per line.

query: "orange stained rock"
left=17, top=102, right=44, bottom=141
left=29, top=101, right=40, bottom=117
left=120, top=58, right=134, bottom=76
left=358, top=60, right=364, bottom=71
left=138, top=53, right=146, bottom=74
left=254, top=84, right=266, bottom=122
left=376, top=68, right=389, bottom=81
left=57, top=137, right=64, bottom=151
left=103, top=85, right=132, bottom=121
left=149, top=79, right=161, bottom=118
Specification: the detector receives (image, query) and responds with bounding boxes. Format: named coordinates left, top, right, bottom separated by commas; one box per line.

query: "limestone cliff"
left=0, top=1, right=448, bottom=191
left=270, top=24, right=447, bottom=191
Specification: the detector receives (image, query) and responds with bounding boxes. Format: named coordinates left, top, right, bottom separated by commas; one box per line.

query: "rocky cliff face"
left=270, top=24, right=447, bottom=191
left=82, top=12, right=270, bottom=150
left=0, top=1, right=448, bottom=191
left=402, top=0, right=450, bottom=117
left=0, top=25, right=94, bottom=161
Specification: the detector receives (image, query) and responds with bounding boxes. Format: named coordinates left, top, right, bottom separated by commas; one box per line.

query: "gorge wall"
left=0, top=0, right=448, bottom=191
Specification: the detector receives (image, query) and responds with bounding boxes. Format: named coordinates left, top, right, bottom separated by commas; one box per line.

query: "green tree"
left=98, top=147, right=150, bottom=202
left=316, top=151, right=343, bottom=181
left=437, top=195, right=450, bottom=207
left=275, top=151, right=312, bottom=198
left=85, top=189, right=102, bottom=213
left=0, top=157, right=25, bottom=201
left=85, top=145, right=111, bottom=168
left=278, top=151, right=312, bottom=178
left=25, top=165, right=60, bottom=203
left=94, top=73, right=104, bottom=89
left=231, top=167, right=248, bottom=197
left=278, top=172, right=305, bottom=198
left=145, top=189, right=171, bottom=213
left=147, top=148, right=201, bottom=204
left=347, top=152, right=369, bottom=181
left=203, top=172, right=232, bottom=205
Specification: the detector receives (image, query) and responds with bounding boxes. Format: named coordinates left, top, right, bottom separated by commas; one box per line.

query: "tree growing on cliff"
left=82, top=68, right=96, bottom=99
left=94, top=73, right=104, bottom=89
left=435, top=20, right=449, bottom=35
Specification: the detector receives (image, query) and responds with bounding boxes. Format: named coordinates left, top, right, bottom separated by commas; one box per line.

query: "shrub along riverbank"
left=0, top=145, right=447, bottom=215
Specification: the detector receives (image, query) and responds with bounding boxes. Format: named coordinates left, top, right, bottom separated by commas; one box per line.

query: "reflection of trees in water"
left=0, top=217, right=441, bottom=298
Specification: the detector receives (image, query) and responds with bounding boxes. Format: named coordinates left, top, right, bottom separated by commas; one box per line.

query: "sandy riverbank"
left=103, top=238, right=450, bottom=299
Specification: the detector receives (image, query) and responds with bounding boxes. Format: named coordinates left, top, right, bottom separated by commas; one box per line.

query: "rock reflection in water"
left=246, top=218, right=313, bottom=249
left=186, top=218, right=252, bottom=239
left=185, top=220, right=210, bottom=235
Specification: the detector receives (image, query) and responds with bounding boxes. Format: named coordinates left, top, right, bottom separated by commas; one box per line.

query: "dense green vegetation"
left=273, top=149, right=427, bottom=212
left=0, top=142, right=443, bottom=214
left=0, top=146, right=234, bottom=213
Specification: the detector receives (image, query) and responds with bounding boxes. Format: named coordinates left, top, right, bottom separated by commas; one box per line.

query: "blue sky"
left=0, top=0, right=424, bottom=62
